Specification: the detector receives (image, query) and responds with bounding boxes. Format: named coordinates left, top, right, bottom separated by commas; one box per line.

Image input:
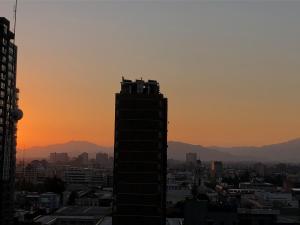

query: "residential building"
left=49, top=152, right=69, bottom=164
left=96, top=152, right=109, bottom=167
left=78, top=152, right=89, bottom=165
left=113, top=78, right=168, bottom=225
left=0, top=17, right=23, bottom=225
left=210, top=161, right=223, bottom=178
left=186, top=153, right=197, bottom=164
left=63, top=167, right=104, bottom=187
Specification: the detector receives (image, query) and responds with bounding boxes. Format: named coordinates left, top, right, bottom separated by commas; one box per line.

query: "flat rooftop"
left=54, top=206, right=111, bottom=216
left=97, top=217, right=183, bottom=225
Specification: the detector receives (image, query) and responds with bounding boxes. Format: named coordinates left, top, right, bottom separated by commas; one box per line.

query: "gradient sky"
left=1, top=0, right=300, bottom=148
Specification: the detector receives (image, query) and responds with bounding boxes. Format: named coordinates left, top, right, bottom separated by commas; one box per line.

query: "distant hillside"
left=210, top=138, right=300, bottom=162
left=18, top=141, right=113, bottom=159
left=18, top=138, right=300, bottom=162
left=168, top=141, right=247, bottom=161
left=19, top=140, right=243, bottom=162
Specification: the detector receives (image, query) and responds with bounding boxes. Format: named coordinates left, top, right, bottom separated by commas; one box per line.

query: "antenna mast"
left=13, top=0, right=18, bottom=43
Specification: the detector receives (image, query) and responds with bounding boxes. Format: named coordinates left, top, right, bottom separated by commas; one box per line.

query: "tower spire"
left=13, top=0, right=18, bottom=43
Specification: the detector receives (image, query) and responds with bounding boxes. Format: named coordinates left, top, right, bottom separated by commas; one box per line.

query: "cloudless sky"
left=1, top=0, right=300, bottom=148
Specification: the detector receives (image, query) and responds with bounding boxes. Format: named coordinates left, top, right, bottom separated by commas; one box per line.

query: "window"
left=1, top=65, right=6, bottom=72
left=8, top=55, right=13, bottom=62
left=2, top=38, right=7, bottom=46
left=2, top=46, right=7, bottom=54
left=3, top=24, right=8, bottom=34
left=9, top=47, right=14, bottom=55
left=8, top=63, right=13, bottom=72
left=8, top=72, right=14, bottom=79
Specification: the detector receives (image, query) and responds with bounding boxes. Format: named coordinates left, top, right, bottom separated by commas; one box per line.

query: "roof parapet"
left=120, top=77, right=160, bottom=95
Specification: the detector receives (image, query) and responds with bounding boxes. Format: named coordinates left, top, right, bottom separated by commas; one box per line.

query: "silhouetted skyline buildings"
left=113, top=78, right=168, bottom=225
left=0, top=17, right=23, bottom=225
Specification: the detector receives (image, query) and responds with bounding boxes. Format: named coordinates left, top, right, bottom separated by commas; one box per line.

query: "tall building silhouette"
left=0, top=17, right=23, bottom=225
left=113, top=78, right=168, bottom=225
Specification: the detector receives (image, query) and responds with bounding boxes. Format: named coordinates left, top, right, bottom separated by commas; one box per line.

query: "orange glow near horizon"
left=1, top=1, right=300, bottom=150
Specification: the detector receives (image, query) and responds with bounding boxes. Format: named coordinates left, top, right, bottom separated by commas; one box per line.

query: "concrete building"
left=0, top=17, right=23, bottom=225
left=113, top=78, right=168, bottom=225
left=104, top=172, right=113, bottom=188
left=96, top=152, right=109, bottom=167
left=75, top=190, right=112, bottom=207
left=210, top=161, right=223, bottom=178
left=239, top=182, right=275, bottom=192
left=39, top=192, right=60, bottom=213
left=254, top=163, right=266, bottom=177
left=77, top=152, right=89, bottom=165
left=63, top=167, right=104, bottom=188
left=50, top=152, right=69, bottom=164
left=238, top=208, right=279, bottom=225
left=184, top=199, right=238, bottom=225
left=186, top=153, right=197, bottom=164
left=34, top=206, right=111, bottom=225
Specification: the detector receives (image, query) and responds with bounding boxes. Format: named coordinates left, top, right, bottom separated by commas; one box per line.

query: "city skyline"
left=1, top=1, right=300, bottom=149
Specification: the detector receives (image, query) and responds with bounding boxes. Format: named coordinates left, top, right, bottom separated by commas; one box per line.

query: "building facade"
left=0, top=17, right=23, bottom=225
left=210, top=161, right=223, bottom=178
left=77, top=152, right=89, bottom=165
left=113, top=78, right=168, bottom=225
left=49, top=152, right=69, bottom=164
left=186, top=152, right=197, bottom=164
left=96, top=152, right=109, bottom=167
left=63, top=167, right=104, bottom=187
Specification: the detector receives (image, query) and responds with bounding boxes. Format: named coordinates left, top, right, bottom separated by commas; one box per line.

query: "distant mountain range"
left=18, top=141, right=113, bottom=159
left=167, top=141, right=245, bottom=161
left=18, top=138, right=300, bottom=163
left=210, top=138, right=300, bottom=162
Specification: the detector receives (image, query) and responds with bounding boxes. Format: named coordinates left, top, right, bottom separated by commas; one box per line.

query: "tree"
left=43, top=177, right=65, bottom=194
left=67, top=191, right=78, bottom=205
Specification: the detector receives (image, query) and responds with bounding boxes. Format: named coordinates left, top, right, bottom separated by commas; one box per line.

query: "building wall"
left=113, top=79, right=168, bottom=225
left=0, top=17, right=22, bottom=225
left=186, top=153, right=197, bottom=164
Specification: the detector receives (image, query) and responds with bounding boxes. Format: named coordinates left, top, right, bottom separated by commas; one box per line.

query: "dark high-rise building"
left=210, top=161, right=223, bottom=178
left=0, top=18, right=23, bottom=225
left=113, top=78, right=168, bottom=225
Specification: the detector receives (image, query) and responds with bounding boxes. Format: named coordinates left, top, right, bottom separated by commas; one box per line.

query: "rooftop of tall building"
left=0, top=17, right=10, bottom=24
left=0, top=17, right=15, bottom=40
left=120, top=77, right=160, bottom=95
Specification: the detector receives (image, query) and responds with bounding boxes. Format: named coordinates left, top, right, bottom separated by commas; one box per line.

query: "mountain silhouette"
left=18, top=140, right=243, bottom=162
left=18, top=138, right=300, bottom=162
left=18, top=140, right=113, bottom=159
left=211, top=138, right=300, bottom=162
left=167, top=141, right=245, bottom=161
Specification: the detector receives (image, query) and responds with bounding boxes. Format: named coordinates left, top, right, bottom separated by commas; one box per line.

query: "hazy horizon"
left=2, top=0, right=300, bottom=149
left=17, top=137, right=300, bottom=163
left=19, top=136, right=300, bottom=150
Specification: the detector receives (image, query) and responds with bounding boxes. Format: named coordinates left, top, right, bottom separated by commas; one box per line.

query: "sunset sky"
left=1, top=0, right=300, bottom=148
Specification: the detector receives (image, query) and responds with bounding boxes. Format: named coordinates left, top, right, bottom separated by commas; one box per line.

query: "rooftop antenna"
left=13, top=0, right=18, bottom=43
left=22, top=147, right=25, bottom=178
